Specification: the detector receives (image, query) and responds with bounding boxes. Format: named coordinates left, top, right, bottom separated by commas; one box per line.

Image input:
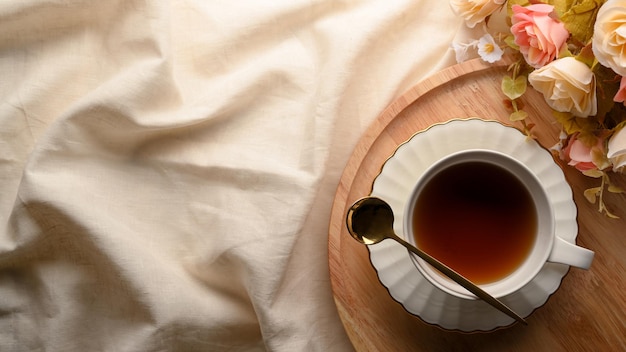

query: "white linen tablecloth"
left=0, top=1, right=463, bottom=350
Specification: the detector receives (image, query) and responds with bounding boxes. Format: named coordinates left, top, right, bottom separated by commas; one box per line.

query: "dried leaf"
left=599, top=199, right=621, bottom=218
left=584, top=187, right=600, bottom=203
left=591, top=145, right=612, bottom=170
left=594, top=64, right=621, bottom=124
left=583, top=169, right=604, bottom=178
left=608, top=184, right=625, bottom=193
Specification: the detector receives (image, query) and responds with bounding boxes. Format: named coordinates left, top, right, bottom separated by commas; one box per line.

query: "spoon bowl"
left=346, top=197, right=393, bottom=245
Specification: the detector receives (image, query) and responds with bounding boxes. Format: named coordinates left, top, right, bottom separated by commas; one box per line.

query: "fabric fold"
left=1, top=0, right=462, bottom=350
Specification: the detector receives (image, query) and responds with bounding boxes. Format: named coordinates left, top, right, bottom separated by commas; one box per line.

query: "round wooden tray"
left=328, top=58, right=626, bottom=351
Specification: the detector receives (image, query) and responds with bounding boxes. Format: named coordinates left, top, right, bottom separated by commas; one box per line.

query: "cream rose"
left=608, top=126, right=626, bottom=172
left=592, top=0, right=626, bottom=76
left=528, top=57, right=597, bottom=117
left=450, top=0, right=505, bottom=28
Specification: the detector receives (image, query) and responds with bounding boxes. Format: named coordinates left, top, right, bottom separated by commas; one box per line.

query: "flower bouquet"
left=451, top=0, right=626, bottom=217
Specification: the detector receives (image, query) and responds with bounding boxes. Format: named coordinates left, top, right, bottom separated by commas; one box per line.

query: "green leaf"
left=560, top=0, right=605, bottom=44
left=502, top=75, right=527, bottom=100
left=509, top=110, right=528, bottom=121
left=507, top=0, right=531, bottom=16
left=552, top=110, right=598, bottom=135
left=504, top=35, right=519, bottom=51
left=608, top=184, right=625, bottom=193
left=549, top=0, right=576, bottom=17
left=575, top=44, right=595, bottom=67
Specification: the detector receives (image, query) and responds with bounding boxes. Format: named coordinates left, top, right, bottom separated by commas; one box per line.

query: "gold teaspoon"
left=346, top=196, right=527, bottom=325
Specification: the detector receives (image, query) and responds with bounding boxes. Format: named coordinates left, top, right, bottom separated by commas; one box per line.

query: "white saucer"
left=369, top=118, right=575, bottom=332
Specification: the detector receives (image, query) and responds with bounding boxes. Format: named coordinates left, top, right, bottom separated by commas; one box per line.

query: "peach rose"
left=608, top=126, right=626, bottom=172
left=450, top=0, right=505, bottom=28
left=511, top=4, right=569, bottom=68
left=528, top=57, right=597, bottom=117
left=562, top=133, right=607, bottom=172
left=592, top=0, right=626, bottom=76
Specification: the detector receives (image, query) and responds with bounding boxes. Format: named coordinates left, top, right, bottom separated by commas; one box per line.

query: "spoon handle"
left=391, top=234, right=527, bottom=325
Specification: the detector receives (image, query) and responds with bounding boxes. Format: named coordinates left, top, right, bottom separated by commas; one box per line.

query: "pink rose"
left=511, top=4, right=569, bottom=68
left=561, top=133, right=607, bottom=172
left=614, top=76, right=626, bottom=105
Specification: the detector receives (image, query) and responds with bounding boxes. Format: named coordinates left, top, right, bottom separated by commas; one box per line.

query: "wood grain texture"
left=328, top=57, right=626, bottom=352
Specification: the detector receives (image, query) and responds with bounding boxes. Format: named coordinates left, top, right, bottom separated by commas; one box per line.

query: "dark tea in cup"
left=403, top=147, right=593, bottom=300
left=412, top=161, right=537, bottom=285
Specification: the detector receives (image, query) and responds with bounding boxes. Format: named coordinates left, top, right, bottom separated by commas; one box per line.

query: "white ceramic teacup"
left=404, top=149, right=594, bottom=300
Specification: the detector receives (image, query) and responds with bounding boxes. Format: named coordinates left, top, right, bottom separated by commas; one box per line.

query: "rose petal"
left=569, top=139, right=594, bottom=162
left=608, top=127, right=626, bottom=158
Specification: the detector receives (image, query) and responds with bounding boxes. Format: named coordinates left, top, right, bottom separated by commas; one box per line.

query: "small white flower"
left=550, top=130, right=569, bottom=154
left=451, top=41, right=473, bottom=63
left=477, top=34, right=503, bottom=63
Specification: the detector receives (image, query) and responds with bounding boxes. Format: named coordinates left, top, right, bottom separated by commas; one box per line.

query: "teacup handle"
left=547, top=236, right=594, bottom=269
